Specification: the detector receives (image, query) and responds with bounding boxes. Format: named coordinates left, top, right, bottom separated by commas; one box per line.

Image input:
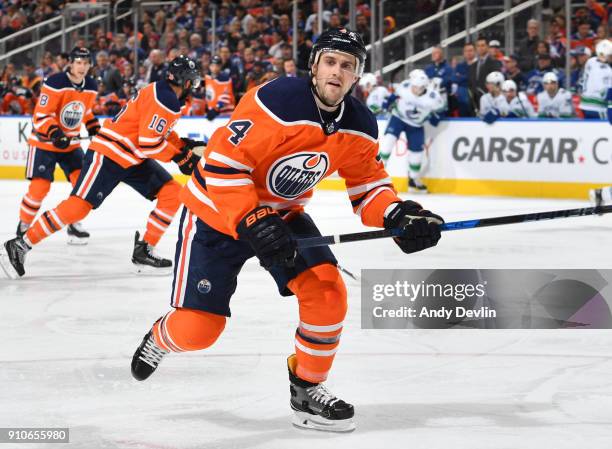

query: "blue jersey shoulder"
left=44, top=72, right=71, bottom=89
left=257, top=77, right=319, bottom=122
left=84, top=75, right=98, bottom=91
left=257, top=77, right=378, bottom=139
left=340, top=94, right=378, bottom=140
left=154, top=80, right=181, bottom=113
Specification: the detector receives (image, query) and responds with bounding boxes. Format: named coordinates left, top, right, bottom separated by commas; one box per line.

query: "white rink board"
left=1, top=116, right=609, bottom=185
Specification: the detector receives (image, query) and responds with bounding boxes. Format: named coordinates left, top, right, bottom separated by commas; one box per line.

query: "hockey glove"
left=428, top=113, right=441, bottom=127
left=237, top=206, right=296, bottom=269
left=382, top=93, right=398, bottom=111
left=86, top=119, right=101, bottom=137
left=172, top=139, right=203, bottom=176
left=49, top=128, right=70, bottom=150
left=206, top=107, right=220, bottom=121
left=483, top=110, right=499, bottom=124
left=383, top=200, right=444, bottom=254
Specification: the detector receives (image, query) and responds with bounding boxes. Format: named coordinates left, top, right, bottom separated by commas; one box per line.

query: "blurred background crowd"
left=0, top=0, right=609, bottom=119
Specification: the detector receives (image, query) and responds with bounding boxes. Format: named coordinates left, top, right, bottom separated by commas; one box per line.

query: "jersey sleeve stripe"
left=99, top=128, right=139, bottom=153
left=355, top=186, right=394, bottom=216
left=97, top=132, right=145, bottom=158
left=205, top=177, right=254, bottom=187
left=186, top=178, right=219, bottom=212
left=346, top=177, right=393, bottom=196
left=208, top=151, right=254, bottom=172
left=203, top=163, right=250, bottom=175
left=33, top=117, right=54, bottom=130
left=140, top=140, right=168, bottom=155
left=139, top=136, right=165, bottom=143
left=91, top=137, right=141, bottom=165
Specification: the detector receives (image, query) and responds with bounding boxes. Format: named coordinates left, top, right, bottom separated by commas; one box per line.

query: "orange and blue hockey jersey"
left=89, top=80, right=183, bottom=168
left=28, top=72, right=98, bottom=152
left=181, top=76, right=401, bottom=238
left=204, top=74, right=235, bottom=112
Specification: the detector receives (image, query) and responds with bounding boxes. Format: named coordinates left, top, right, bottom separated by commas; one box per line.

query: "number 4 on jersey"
left=227, top=120, right=253, bottom=146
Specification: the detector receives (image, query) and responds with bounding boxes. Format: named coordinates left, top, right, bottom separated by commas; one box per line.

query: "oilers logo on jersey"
left=267, top=152, right=329, bottom=199
left=60, top=101, right=85, bottom=129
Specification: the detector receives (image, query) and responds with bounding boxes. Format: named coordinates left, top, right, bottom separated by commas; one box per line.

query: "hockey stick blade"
left=296, top=204, right=612, bottom=249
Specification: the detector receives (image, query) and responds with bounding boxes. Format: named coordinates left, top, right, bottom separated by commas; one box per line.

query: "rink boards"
left=0, top=115, right=609, bottom=199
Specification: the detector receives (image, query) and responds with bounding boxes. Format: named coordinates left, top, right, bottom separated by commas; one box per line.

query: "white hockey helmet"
left=595, top=39, right=612, bottom=60
left=485, top=71, right=505, bottom=86
left=501, top=79, right=517, bottom=92
left=542, top=72, right=558, bottom=84
left=359, top=72, right=377, bottom=89
left=409, top=69, right=429, bottom=88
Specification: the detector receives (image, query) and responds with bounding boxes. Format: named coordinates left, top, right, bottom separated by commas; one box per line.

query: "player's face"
left=410, top=84, right=426, bottom=96
left=486, top=82, right=500, bottom=95
left=70, top=59, right=91, bottom=81
left=544, top=81, right=558, bottom=95
left=312, top=51, right=358, bottom=107
left=503, top=89, right=515, bottom=101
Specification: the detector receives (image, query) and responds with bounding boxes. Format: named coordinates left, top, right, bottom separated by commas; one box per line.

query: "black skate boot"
left=131, top=231, right=172, bottom=274
left=131, top=327, right=169, bottom=381
left=66, top=222, right=90, bottom=245
left=590, top=188, right=603, bottom=208
left=287, top=355, right=355, bottom=432
left=0, top=237, right=31, bottom=279
left=16, top=221, right=29, bottom=238
left=408, top=177, right=428, bottom=194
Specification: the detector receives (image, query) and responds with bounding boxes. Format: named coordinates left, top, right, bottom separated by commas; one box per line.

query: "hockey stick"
left=296, top=204, right=612, bottom=249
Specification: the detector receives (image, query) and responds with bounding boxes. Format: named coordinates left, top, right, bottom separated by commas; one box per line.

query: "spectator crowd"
left=0, top=0, right=610, bottom=120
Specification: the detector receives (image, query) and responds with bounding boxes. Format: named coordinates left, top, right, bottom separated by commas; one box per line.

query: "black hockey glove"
left=172, top=138, right=204, bottom=175
left=49, top=128, right=70, bottom=150
left=383, top=200, right=444, bottom=254
left=237, top=206, right=296, bottom=269
left=206, top=107, right=219, bottom=121
left=86, top=119, right=101, bottom=137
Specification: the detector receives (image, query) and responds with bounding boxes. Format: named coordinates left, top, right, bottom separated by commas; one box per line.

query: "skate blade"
left=0, top=247, right=20, bottom=279
left=131, top=263, right=173, bottom=276
left=291, top=411, right=356, bottom=433
left=67, top=236, right=89, bottom=246
left=408, top=187, right=428, bottom=194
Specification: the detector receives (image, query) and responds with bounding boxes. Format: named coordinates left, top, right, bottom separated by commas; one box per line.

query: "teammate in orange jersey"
left=203, top=55, right=235, bottom=120
left=0, top=56, right=205, bottom=279
left=17, top=47, right=100, bottom=245
left=130, top=29, right=444, bottom=432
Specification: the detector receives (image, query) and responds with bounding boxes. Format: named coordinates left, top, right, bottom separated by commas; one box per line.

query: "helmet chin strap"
left=311, top=77, right=344, bottom=109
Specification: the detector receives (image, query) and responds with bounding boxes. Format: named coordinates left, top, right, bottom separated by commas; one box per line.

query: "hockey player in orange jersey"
left=0, top=56, right=206, bottom=279
left=17, top=47, right=100, bottom=245
left=131, top=29, right=444, bottom=432
left=203, top=55, right=235, bottom=120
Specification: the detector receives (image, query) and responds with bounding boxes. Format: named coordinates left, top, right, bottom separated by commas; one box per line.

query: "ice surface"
left=1, top=179, right=611, bottom=449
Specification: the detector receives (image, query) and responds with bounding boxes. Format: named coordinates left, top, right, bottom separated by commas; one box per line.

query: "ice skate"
left=66, top=222, right=90, bottom=245
left=16, top=221, right=29, bottom=238
left=131, top=327, right=168, bottom=381
left=131, top=231, right=172, bottom=275
left=589, top=188, right=603, bottom=208
left=0, top=237, right=31, bottom=279
left=408, top=177, right=428, bottom=194
left=288, top=355, right=355, bottom=433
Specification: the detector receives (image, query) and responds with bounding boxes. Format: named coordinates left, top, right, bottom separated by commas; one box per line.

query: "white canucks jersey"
left=537, top=88, right=574, bottom=118
left=391, top=80, right=445, bottom=127
left=580, top=57, right=612, bottom=112
left=507, top=92, right=536, bottom=118
left=366, top=85, right=390, bottom=115
left=479, top=93, right=510, bottom=117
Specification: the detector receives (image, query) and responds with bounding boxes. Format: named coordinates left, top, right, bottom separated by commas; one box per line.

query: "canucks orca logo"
left=267, top=152, right=329, bottom=199
left=60, top=101, right=85, bottom=129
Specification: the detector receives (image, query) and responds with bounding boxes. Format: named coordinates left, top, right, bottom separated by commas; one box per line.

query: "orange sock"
left=288, top=263, right=347, bottom=383
left=68, top=169, right=80, bottom=188
left=143, top=180, right=181, bottom=246
left=19, top=178, right=51, bottom=225
left=152, top=308, right=226, bottom=352
left=25, top=195, right=92, bottom=246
